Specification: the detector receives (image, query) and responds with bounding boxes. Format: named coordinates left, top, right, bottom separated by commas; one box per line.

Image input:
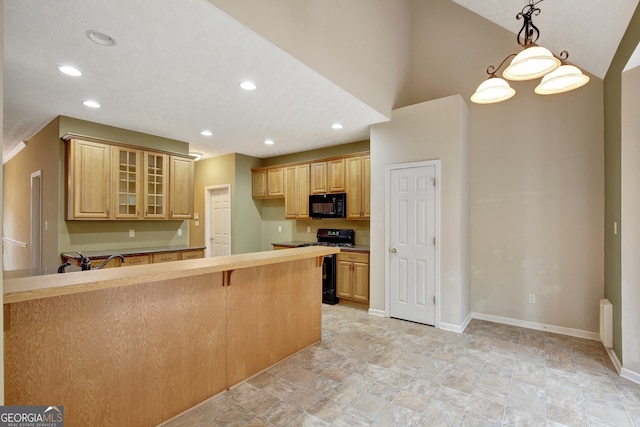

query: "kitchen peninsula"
left=4, top=246, right=338, bottom=427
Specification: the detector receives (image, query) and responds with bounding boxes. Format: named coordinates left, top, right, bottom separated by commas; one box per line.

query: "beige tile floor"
left=160, top=304, right=640, bottom=427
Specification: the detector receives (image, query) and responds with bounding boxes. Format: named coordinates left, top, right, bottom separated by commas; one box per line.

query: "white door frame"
left=204, top=184, right=232, bottom=258
left=384, top=160, right=441, bottom=327
left=30, top=170, right=43, bottom=270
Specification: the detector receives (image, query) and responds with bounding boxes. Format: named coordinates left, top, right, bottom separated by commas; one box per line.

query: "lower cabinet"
left=336, top=252, right=369, bottom=306
left=62, top=248, right=204, bottom=268
left=180, top=249, right=205, bottom=260
left=121, top=255, right=150, bottom=267
left=152, top=252, right=180, bottom=263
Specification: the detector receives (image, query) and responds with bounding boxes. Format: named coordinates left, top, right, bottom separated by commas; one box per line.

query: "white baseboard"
left=439, top=312, right=472, bottom=333
left=472, top=312, right=600, bottom=341
left=607, top=347, right=622, bottom=374
left=622, top=366, right=640, bottom=385
left=367, top=308, right=386, bottom=318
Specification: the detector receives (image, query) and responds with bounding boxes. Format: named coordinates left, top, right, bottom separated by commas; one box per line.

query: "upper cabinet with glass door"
left=64, top=135, right=193, bottom=220
left=143, top=152, right=168, bottom=219
left=113, top=146, right=141, bottom=219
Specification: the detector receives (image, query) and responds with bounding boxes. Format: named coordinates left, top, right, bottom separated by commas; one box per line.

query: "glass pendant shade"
left=534, top=64, right=590, bottom=95
left=503, top=46, right=561, bottom=81
left=470, top=77, right=516, bottom=104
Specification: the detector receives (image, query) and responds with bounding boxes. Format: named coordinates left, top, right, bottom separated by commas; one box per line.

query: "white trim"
left=31, top=170, right=43, bottom=270
left=204, top=184, right=232, bottom=258
left=367, top=308, right=386, bottom=318
left=384, top=160, right=441, bottom=327
left=472, top=311, right=600, bottom=341
left=3, top=141, right=26, bottom=164
left=439, top=312, right=472, bottom=334
left=607, top=347, right=622, bottom=374
left=2, top=237, right=27, bottom=248
left=621, top=367, right=640, bottom=385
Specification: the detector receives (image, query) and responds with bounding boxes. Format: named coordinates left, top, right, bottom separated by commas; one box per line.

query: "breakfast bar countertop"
left=4, top=246, right=339, bottom=304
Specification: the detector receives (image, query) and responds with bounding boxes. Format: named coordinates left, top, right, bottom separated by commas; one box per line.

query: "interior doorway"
left=205, top=185, right=231, bottom=257
left=385, top=160, right=440, bottom=326
left=30, top=170, right=43, bottom=270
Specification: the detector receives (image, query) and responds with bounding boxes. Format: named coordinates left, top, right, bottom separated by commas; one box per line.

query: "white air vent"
left=600, top=299, right=613, bottom=348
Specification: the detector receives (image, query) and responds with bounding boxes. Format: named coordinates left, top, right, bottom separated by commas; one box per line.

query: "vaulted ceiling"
left=4, top=0, right=639, bottom=162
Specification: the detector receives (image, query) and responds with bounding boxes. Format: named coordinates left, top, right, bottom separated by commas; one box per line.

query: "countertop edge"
left=61, top=246, right=206, bottom=259
left=4, top=246, right=339, bottom=304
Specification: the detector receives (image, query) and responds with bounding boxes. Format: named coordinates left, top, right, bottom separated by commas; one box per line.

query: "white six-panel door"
left=387, top=161, right=438, bottom=325
left=205, top=185, right=231, bottom=257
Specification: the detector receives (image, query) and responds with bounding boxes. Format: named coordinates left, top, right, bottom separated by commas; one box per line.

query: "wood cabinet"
left=67, top=139, right=112, bottom=219
left=346, top=155, right=370, bottom=220
left=336, top=251, right=369, bottom=305
left=65, top=136, right=194, bottom=221
left=251, top=152, right=368, bottom=221
left=121, top=255, right=150, bottom=267
left=284, top=164, right=310, bottom=219
left=152, top=252, right=179, bottom=263
left=310, top=159, right=346, bottom=194
left=180, top=249, right=204, bottom=260
left=62, top=248, right=202, bottom=268
left=169, top=155, right=194, bottom=219
left=252, top=167, right=284, bottom=198
left=143, top=152, right=168, bottom=219
left=114, top=146, right=142, bottom=219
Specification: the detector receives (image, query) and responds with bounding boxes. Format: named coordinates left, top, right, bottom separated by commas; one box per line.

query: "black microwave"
left=309, top=193, right=346, bottom=219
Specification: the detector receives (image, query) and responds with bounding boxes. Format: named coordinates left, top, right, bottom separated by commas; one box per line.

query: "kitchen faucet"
left=78, top=252, right=125, bottom=270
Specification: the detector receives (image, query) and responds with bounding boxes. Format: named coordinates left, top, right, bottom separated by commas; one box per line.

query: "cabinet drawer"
left=180, top=250, right=204, bottom=260
left=121, top=255, right=150, bottom=267
left=337, top=252, right=369, bottom=263
left=152, top=252, right=179, bottom=263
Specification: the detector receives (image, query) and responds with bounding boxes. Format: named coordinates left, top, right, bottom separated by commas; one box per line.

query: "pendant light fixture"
left=471, top=0, right=589, bottom=104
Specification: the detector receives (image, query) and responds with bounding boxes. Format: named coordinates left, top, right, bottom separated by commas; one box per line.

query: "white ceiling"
left=3, top=0, right=387, bottom=161
left=4, top=0, right=639, bottom=162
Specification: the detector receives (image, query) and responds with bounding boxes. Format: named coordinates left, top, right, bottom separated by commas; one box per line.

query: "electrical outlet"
left=177, top=228, right=182, bottom=237
left=129, top=229, right=135, bottom=238
left=307, top=226, right=311, bottom=233
left=278, top=226, right=282, bottom=232
left=528, top=294, right=535, bottom=304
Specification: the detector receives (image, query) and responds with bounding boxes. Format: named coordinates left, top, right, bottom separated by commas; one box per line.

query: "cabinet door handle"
left=106, top=208, right=109, bottom=216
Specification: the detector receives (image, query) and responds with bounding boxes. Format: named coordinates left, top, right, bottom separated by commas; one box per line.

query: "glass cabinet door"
left=144, top=152, right=167, bottom=219
left=114, top=147, right=141, bottom=219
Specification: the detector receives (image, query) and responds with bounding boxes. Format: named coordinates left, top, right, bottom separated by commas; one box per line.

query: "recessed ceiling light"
left=264, top=139, right=274, bottom=145
left=240, top=81, right=257, bottom=91
left=85, top=30, right=116, bottom=47
left=200, top=130, right=213, bottom=136
left=331, top=123, right=343, bottom=129
left=83, top=100, right=101, bottom=108
left=58, top=65, right=82, bottom=77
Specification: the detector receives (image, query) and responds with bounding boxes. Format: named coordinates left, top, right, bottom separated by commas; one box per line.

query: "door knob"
left=389, top=247, right=397, bottom=254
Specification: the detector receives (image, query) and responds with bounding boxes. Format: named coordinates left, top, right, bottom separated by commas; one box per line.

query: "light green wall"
left=58, top=116, right=189, bottom=154
left=604, top=1, right=640, bottom=363
left=233, top=154, right=264, bottom=254
left=56, top=117, right=191, bottom=254
left=196, top=142, right=372, bottom=253
left=261, top=140, right=369, bottom=167
left=191, top=153, right=263, bottom=255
